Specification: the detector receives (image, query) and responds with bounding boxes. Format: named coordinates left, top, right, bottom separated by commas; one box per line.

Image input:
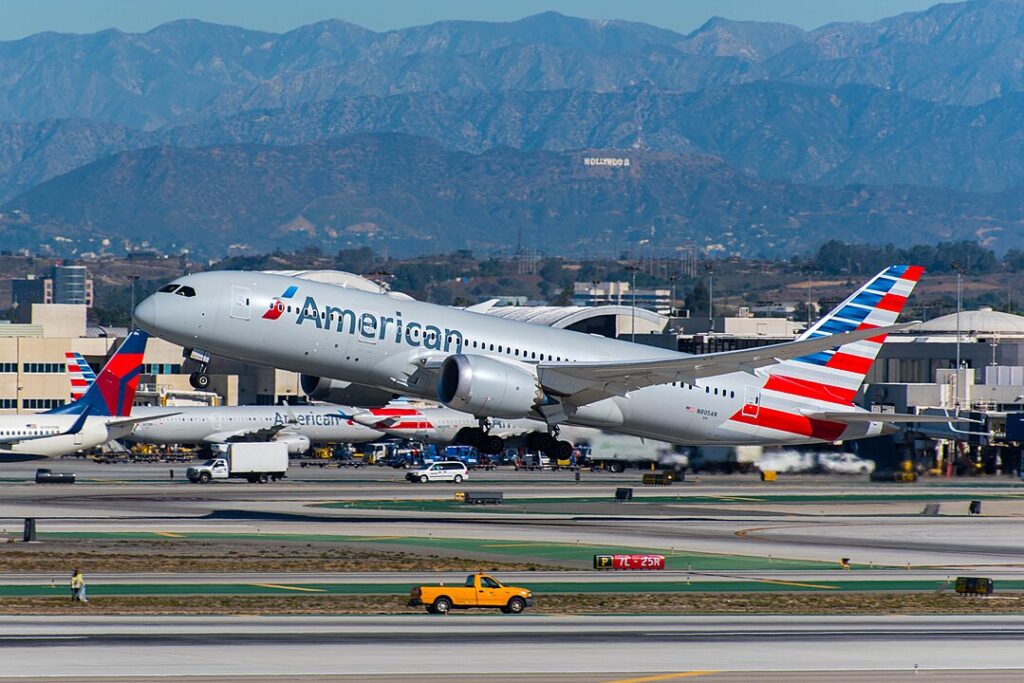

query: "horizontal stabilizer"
left=805, top=411, right=982, bottom=424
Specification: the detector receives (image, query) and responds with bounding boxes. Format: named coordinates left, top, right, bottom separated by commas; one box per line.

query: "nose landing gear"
left=183, top=347, right=212, bottom=390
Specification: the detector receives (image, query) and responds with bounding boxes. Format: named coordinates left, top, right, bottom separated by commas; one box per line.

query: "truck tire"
left=198, top=472, right=211, bottom=484
left=505, top=597, right=526, bottom=614
left=258, top=473, right=269, bottom=484
left=432, top=596, right=452, bottom=614
left=419, top=475, right=429, bottom=483
left=453, top=474, right=463, bottom=483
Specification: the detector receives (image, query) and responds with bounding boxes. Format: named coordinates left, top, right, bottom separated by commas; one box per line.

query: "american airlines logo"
left=293, top=294, right=465, bottom=354
left=263, top=285, right=299, bottom=320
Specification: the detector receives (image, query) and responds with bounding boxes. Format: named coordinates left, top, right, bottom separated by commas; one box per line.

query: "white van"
left=406, top=461, right=469, bottom=483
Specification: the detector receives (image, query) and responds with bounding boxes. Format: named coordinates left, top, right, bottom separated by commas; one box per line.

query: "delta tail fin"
left=48, top=330, right=149, bottom=417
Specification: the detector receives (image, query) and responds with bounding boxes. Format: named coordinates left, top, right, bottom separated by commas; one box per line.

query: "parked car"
left=405, top=460, right=469, bottom=483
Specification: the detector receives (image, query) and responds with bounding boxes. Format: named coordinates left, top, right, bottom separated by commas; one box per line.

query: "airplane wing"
left=106, top=412, right=182, bottom=431
left=0, top=409, right=90, bottom=445
left=202, top=425, right=289, bottom=443
left=805, top=411, right=982, bottom=424
left=537, top=321, right=920, bottom=408
left=350, top=412, right=401, bottom=428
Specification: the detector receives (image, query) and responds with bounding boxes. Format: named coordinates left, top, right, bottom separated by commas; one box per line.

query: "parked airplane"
left=134, top=266, right=962, bottom=457
left=349, top=404, right=547, bottom=452
left=65, top=351, right=384, bottom=454
left=0, top=330, right=163, bottom=458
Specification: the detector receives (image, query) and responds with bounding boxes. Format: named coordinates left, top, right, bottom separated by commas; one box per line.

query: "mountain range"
left=1, top=1, right=1024, bottom=257
left=4, top=133, right=1021, bottom=258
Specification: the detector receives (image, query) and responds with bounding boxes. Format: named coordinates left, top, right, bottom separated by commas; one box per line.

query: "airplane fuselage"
left=0, top=414, right=133, bottom=458
left=135, top=271, right=888, bottom=447
left=127, top=405, right=383, bottom=450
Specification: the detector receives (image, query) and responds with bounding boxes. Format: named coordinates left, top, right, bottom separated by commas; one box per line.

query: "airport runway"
left=2, top=464, right=1024, bottom=570
left=0, top=615, right=1021, bottom=680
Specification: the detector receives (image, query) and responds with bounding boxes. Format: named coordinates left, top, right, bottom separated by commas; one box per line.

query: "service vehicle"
left=405, top=460, right=468, bottom=483
left=409, top=573, right=534, bottom=614
left=186, top=442, right=288, bottom=483
left=819, top=451, right=876, bottom=475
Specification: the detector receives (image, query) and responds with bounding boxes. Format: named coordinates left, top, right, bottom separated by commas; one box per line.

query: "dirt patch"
left=0, top=539, right=552, bottom=573
left=1, top=592, right=1017, bottom=616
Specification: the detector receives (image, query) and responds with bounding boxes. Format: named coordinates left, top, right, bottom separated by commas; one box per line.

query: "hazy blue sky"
left=0, top=0, right=946, bottom=40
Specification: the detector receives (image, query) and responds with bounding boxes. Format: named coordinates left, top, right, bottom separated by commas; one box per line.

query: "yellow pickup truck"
left=409, top=573, right=534, bottom=615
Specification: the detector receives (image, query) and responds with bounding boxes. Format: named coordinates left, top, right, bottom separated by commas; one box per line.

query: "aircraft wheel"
left=485, top=435, right=504, bottom=454
left=189, top=372, right=211, bottom=389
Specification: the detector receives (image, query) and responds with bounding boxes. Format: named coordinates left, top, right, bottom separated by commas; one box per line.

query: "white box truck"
left=186, top=443, right=289, bottom=484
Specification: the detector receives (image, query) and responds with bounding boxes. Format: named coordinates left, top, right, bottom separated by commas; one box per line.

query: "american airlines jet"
left=133, top=266, right=957, bottom=458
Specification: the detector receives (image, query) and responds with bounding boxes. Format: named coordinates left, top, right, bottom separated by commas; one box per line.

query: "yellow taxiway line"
left=603, top=671, right=721, bottom=683
left=251, top=583, right=325, bottom=593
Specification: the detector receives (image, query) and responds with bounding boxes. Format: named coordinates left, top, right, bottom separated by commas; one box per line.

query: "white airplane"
left=348, top=404, right=550, bottom=451
left=66, top=351, right=385, bottom=454
left=133, top=265, right=963, bottom=458
left=0, top=330, right=164, bottom=458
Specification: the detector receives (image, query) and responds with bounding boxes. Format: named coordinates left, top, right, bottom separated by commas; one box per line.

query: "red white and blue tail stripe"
left=65, top=352, right=97, bottom=401
left=769, top=265, right=923, bottom=404
left=728, top=266, right=923, bottom=442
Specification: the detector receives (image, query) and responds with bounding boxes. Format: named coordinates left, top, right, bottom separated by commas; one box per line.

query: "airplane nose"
left=133, top=295, right=159, bottom=333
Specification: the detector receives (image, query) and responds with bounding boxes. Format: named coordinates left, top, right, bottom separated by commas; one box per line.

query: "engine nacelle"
left=299, top=375, right=395, bottom=407
left=271, top=433, right=312, bottom=455
left=437, top=354, right=542, bottom=418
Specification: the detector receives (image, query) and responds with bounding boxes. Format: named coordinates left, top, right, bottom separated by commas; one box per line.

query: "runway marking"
left=602, top=671, right=721, bottom=683
left=708, top=496, right=763, bottom=502
left=749, top=578, right=838, bottom=590
left=251, top=583, right=325, bottom=593
left=349, top=536, right=404, bottom=541
left=154, top=532, right=184, bottom=538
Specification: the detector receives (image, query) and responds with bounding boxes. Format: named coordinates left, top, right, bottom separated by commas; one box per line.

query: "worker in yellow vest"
left=70, top=569, right=87, bottom=603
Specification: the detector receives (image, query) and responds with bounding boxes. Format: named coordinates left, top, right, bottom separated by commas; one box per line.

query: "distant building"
left=9, top=266, right=93, bottom=321
left=52, top=265, right=92, bottom=305
left=572, top=282, right=672, bottom=315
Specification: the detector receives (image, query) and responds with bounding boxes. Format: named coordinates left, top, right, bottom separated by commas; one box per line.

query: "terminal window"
left=22, top=399, right=65, bottom=409
left=0, top=363, right=16, bottom=373
left=142, top=363, right=182, bottom=374
left=0, top=399, right=16, bottom=409
left=22, top=363, right=64, bottom=373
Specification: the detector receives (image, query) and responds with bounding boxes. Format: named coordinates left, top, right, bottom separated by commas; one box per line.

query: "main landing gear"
left=184, top=347, right=212, bottom=390
left=459, top=426, right=505, bottom=455
left=526, top=431, right=574, bottom=460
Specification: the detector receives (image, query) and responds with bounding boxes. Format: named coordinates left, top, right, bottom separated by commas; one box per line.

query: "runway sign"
left=593, top=554, right=665, bottom=570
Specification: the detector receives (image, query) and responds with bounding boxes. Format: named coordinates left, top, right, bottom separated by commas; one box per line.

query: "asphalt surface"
left=2, top=462, right=1024, bottom=570
left=0, top=615, right=1022, bottom=679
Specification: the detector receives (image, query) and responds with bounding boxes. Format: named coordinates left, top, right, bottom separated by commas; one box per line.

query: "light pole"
left=705, top=263, right=715, bottom=327
left=129, top=274, right=140, bottom=329
left=954, top=264, right=964, bottom=411
left=626, top=265, right=640, bottom=342
left=668, top=275, right=678, bottom=318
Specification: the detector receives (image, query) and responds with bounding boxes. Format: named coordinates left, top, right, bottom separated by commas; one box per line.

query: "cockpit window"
left=175, top=286, right=197, bottom=297
left=158, top=284, right=180, bottom=293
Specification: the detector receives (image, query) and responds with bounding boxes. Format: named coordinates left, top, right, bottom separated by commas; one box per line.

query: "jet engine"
left=271, top=433, right=312, bottom=456
left=437, top=354, right=543, bottom=418
left=299, top=375, right=396, bottom=407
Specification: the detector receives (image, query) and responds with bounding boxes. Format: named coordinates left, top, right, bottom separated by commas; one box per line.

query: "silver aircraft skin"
left=126, top=405, right=384, bottom=454
left=133, top=266, right=938, bottom=448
